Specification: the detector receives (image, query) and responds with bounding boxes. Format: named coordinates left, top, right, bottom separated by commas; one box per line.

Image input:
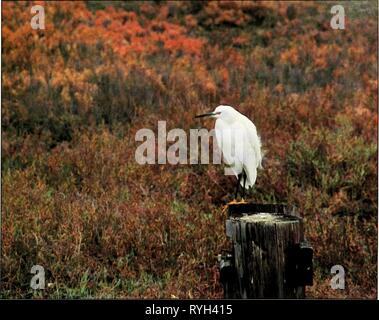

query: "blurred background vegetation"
left=1, top=1, right=377, bottom=298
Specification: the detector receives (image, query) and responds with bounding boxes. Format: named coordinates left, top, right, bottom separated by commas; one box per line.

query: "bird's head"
left=195, top=105, right=236, bottom=120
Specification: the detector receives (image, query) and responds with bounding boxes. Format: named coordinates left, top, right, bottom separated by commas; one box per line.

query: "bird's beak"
left=194, top=112, right=219, bottom=119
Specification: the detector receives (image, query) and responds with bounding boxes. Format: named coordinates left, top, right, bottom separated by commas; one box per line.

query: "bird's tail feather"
left=240, top=167, right=257, bottom=189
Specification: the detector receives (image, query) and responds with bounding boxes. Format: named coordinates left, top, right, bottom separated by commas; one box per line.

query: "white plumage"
left=196, top=105, right=262, bottom=192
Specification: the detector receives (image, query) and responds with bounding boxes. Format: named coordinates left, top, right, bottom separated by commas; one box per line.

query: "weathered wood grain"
left=222, top=204, right=308, bottom=298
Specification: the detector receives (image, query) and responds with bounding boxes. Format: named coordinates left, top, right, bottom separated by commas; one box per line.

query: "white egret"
left=195, top=105, right=263, bottom=198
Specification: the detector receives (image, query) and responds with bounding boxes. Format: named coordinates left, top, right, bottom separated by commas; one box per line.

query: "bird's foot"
left=228, top=198, right=248, bottom=205
left=228, top=199, right=240, bottom=205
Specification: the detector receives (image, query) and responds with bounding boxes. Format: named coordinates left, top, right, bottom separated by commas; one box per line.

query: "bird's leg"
left=234, top=173, right=242, bottom=199
left=242, top=170, right=247, bottom=199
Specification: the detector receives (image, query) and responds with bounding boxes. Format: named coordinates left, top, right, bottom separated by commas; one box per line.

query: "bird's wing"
left=241, top=141, right=257, bottom=188
left=230, top=121, right=258, bottom=188
left=215, top=119, right=243, bottom=177
left=241, top=115, right=263, bottom=169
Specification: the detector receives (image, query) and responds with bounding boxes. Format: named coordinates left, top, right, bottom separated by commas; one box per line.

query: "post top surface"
left=238, top=212, right=300, bottom=223
left=227, top=202, right=299, bottom=219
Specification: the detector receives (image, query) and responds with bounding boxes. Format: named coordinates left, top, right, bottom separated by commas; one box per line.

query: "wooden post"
left=219, top=203, right=313, bottom=299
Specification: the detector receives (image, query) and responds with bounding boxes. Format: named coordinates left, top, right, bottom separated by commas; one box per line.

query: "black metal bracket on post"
left=218, top=251, right=238, bottom=299
left=286, top=241, right=314, bottom=287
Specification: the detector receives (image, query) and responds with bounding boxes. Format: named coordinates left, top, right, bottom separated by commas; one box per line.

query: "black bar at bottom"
left=0, top=299, right=377, bottom=319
